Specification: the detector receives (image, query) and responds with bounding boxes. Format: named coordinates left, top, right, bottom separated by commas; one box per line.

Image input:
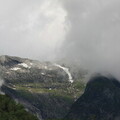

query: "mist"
left=0, top=0, right=66, bottom=61
left=60, top=0, right=120, bottom=79
left=1, top=0, right=120, bottom=78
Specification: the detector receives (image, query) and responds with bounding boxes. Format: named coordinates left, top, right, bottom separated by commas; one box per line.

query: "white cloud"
left=0, top=0, right=67, bottom=60
left=61, top=0, right=120, bottom=79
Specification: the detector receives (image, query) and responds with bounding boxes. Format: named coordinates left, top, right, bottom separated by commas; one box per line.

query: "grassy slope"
left=12, top=81, right=86, bottom=120
left=15, top=81, right=85, bottom=100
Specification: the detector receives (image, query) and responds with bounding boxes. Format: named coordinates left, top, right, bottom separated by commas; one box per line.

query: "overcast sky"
left=0, top=0, right=66, bottom=60
left=1, top=0, right=120, bottom=78
left=61, top=0, right=120, bottom=78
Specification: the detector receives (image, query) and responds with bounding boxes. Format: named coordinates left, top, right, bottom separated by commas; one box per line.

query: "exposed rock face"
left=65, top=75, right=120, bottom=120
left=0, top=55, right=73, bottom=120
left=0, top=55, right=22, bottom=66
left=0, top=55, right=84, bottom=120
left=0, top=55, right=68, bottom=84
left=0, top=55, right=86, bottom=120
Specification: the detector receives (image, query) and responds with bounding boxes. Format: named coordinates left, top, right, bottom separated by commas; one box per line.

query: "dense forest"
left=0, top=94, right=38, bottom=120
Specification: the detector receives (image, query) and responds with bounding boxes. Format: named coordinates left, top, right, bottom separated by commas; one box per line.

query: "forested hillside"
left=0, top=94, right=38, bottom=120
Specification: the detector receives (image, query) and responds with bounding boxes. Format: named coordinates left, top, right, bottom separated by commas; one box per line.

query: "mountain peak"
left=0, top=55, right=22, bottom=66
left=65, top=75, right=120, bottom=120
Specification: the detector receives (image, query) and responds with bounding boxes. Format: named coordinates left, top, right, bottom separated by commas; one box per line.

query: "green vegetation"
left=10, top=81, right=86, bottom=120
left=14, top=81, right=86, bottom=100
left=0, top=94, right=38, bottom=120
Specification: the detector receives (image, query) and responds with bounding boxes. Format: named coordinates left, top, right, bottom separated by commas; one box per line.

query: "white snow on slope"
left=18, top=63, right=31, bottom=68
left=30, top=63, right=33, bottom=65
left=54, top=63, right=74, bottom=83
left=41, top=73, right=45, bottom=75
left=10, top=67, right=21, bottom=71
left=44, top=66, right=48, bottom=69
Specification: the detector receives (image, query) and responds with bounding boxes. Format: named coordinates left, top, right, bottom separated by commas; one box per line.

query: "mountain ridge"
left=65, top=75, right=120, bottom=120
left=0, top=55, right=86, bottom=120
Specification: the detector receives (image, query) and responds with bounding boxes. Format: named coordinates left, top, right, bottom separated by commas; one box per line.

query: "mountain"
left=0, top=55, right=86, bottom=120
left=65, top=75, right=120, bottom=120
left=0, top=94, right=38, bottom=120
left=0, top=55, right=69, bottom=83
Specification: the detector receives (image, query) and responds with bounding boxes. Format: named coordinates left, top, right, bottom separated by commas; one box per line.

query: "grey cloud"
left=61, top=0, right=120, bottom=78
left=0, top=0, right=66, bottom=61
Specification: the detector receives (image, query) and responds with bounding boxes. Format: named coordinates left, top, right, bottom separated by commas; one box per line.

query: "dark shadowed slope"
left=65, top=75, right=120, bottom=120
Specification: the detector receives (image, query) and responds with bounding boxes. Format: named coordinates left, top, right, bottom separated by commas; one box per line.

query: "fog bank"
left=60, top=0, right=120, bottom=79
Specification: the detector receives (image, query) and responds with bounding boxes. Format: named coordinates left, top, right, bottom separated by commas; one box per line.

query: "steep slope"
left=0, top=94, right=38, bottom=120
left=65, top=75, right=120, bottom=120
left=0, top=55, right=86, bottom=120
left=0, top=55, right=22, bottom=66
left=0, top=55, right=68, bottom=84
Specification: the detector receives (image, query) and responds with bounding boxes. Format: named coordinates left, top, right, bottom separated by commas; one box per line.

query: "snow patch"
left=19, top=63, right=31, bottom=69
left=49, top=88, right=52, bottom=90
left=11, top=67, right=21, bottom=71
left=41, top=73, right=45, bottom=75
left=6, top=72, right=10, bottom=74
left=54, top=63, right=74, bottom=83
left=30, top=63, right=33, bottom=65
left=44, top=66, right=48, bottom=69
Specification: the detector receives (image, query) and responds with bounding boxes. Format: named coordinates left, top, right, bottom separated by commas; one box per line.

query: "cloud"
left=61, top=0, right=120, bottom=79
left=0, top=0, right=67, bottom=61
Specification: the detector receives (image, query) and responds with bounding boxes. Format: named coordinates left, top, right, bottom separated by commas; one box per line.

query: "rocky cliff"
left=0, top=55, right=86, bottom=120
left=65, top=75, right=120, bottom=120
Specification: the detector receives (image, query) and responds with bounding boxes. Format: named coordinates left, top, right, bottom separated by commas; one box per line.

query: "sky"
left=0, top=0, right=67, bottom=60
left=1, top=0, right=120, bottom=78
left=60, top=0, right=120, bottom=79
